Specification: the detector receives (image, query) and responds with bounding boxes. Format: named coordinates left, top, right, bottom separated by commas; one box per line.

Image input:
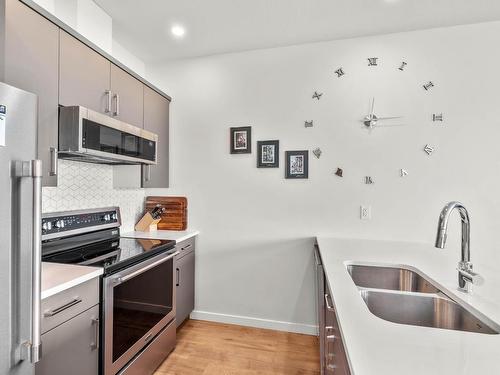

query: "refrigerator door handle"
left=15, top=160, right=43, bottom=363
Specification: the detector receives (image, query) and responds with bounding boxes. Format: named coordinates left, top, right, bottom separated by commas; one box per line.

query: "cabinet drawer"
left=41, top=278, right=99, bottom=334
left=175, top=237, right=195, bottom=259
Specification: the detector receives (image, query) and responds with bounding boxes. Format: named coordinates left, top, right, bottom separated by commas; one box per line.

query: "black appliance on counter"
left=41, top=207, right=177, bottom=375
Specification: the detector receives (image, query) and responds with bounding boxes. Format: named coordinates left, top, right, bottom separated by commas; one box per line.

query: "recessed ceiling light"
left=171, top=25, right=186, bottom=38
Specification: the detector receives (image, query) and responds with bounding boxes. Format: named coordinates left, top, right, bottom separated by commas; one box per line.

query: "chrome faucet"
left=435, top=201, right=484, bottom=292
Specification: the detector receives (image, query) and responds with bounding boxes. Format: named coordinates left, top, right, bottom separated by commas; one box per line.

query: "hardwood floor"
left=155, top=320, right=320, bottom=375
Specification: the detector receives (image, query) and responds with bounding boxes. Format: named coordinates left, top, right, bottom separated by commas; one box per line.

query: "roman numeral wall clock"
left=307, top=56, right=442, bottom=184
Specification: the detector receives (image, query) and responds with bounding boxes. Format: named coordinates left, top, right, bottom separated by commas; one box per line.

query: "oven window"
left=112, top=257, right=173, bottom=361
left=82, top=119, right=155, bottom=161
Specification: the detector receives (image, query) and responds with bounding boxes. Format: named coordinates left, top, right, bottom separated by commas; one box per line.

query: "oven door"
left=103, top=250, right=177, bottom=375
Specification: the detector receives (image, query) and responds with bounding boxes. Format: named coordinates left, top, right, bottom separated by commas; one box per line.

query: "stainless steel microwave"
left=58, top=106, right=158, bottom=165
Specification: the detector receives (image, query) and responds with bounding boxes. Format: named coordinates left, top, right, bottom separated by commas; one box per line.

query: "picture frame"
left=230, top=126, right=252, bottom=154
left=257, top=140, right=279, bottom=168
left=285, top=150, right=309, bottom=179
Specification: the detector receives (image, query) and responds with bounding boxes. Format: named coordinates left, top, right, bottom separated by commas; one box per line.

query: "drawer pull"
left=44, top=298, right=82, bottom=317
left=182, top=243, right=192, bottom=251
left=325, top=293, right=335, bottom=312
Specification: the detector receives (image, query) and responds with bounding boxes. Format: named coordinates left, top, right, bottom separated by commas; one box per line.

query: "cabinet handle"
left=182, top=244, right=192, bottom=251
left=325, top=293, right=335, bottom=312
left=44, top=298, right=82, bottom=317
left=144, top=165, right=151, bottom=182
left=49, top=147, right=58, bottom=176
left=326, top=364, right=337, bottom=373
left=176, top=268, right=180, bottom=287
left=105, top=90, right=112, bottom=113
left=91, top=318, right=99, bottom=350
left=113, top=93, right=120, bottom=116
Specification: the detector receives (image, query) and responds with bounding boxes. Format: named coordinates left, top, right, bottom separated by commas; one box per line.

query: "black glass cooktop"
left=42, top=229, right=176, bottom=274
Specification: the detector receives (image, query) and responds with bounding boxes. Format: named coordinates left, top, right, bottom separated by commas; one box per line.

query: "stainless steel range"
left=41, top=207, right=177, bottom=375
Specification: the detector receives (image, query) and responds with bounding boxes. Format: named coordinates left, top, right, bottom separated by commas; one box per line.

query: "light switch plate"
left=0, top=105, right=6, bottom=147
left=360, top=205, right=371, bottom=220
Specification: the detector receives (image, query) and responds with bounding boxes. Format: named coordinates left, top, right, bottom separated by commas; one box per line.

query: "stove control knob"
left=103, top=214, right=111, bottom=221
left=111, top=213, right=117, bottom=220
left=55, top=220, right=65, bottom=229
left=42, top=221, right=52, bottom=231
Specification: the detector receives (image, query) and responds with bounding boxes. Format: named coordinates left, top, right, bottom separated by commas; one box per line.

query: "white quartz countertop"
left=42, top=262, right=103, bottom=300
left=316, top=237, right=500, bottom=375
left=121, top=229, right=199, bottom=243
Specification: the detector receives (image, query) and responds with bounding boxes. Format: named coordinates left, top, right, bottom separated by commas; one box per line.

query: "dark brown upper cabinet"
left=142, top=86, right=170, bottom=188
left=59, top=30, right=111, bottom=114
left=3, top=0, right=59, bottom=187
left=110, top=64, right=144, bottom=128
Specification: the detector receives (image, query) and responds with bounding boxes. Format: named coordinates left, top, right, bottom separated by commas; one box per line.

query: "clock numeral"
left=424, top=144, right=434, bottom=155
left=304, top=120, right=314, bottom=128
left=423, top=81, right=434, bottom=91
left=334, top=67, right=345, bottom=77
left=399, top=61, right=408, bottom=71
left=312, top=148, right=322, bottom=159
left=368, top=57, right=378, bottom=66
left=364, top=176, right=374, bottom=185
left=432, top=113, right=444, bottom=122
left=400, top=169, right=409, bottom=177
left=335, top=168, right=343, bottom=178
left=312, top=91, right=323, bottom=100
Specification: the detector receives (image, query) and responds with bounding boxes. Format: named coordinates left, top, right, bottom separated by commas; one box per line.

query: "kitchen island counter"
left=316, top=237, right=500, bottom=375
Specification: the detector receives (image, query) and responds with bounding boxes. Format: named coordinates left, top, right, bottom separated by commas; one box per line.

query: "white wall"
left=32, top=0, right=112, bottom=53
left=147, top=21, right=500, bottom=332
left=112, top=39, right=146, bottom=77
left=31, top=0, right=145, bottom=71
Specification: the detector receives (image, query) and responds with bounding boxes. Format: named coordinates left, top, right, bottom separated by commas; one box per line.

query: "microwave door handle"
left=15, top=160, right=43, bottom=363
left=117, top=251, right=179, bottom=284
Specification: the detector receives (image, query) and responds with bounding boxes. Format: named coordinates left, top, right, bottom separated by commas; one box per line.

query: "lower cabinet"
left=35, top=305, right=99, bottom=375
left=315, top=246, right=351, bottom=375
left=175, top=238, right=195, bottom=327
left=36, top=278, right=100, bottom=375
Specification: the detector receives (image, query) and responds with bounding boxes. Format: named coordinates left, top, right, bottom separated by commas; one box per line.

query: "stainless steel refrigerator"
left=0, top=81, right=42, bottom=375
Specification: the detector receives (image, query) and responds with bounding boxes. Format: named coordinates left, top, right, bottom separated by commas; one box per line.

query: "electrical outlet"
left=360, top=205, right=371, bottom=220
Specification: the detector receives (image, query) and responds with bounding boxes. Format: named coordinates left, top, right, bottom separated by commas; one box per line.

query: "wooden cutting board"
left=145, top=196, right=188, bottom=231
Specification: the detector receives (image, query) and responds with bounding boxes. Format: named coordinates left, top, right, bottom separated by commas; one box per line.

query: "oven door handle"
left=116, top=251, right=179, bottom=284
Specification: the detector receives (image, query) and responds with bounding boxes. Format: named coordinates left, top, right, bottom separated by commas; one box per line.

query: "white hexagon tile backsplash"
left=42, top=160, right=145, bottom=231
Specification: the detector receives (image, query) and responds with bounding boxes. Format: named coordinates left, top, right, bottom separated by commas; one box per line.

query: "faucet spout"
left=435, top=201, right=470, bottom=262
left=435, top=201, right=476, bottom=291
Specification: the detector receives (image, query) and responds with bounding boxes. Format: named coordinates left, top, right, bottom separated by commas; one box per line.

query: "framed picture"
left=285, top=150, right=308, bottom=179
left=230, top=126, right=252, bottom=154
left=257, top=140, right=279, bottom=168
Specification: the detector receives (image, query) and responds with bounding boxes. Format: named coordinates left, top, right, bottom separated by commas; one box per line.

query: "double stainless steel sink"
left=347, top=264, right=500, bottom=334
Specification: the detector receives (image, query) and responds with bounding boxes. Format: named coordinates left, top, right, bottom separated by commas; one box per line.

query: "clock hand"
left=375, top=116, right=404, bottom=121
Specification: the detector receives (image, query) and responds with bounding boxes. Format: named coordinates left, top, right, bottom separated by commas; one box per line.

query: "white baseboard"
left=189, top=310, right=318, bottom=335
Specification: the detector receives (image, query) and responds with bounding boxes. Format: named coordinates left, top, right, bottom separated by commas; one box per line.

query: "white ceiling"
left=95, top=0, right=500, bottom=62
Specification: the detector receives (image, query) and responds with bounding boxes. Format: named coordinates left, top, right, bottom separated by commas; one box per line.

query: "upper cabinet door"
left=59, top=30, right=111, bottom=113
left=142, top=87, right=170, bottom=188
left=4, top=0, right=59, bottom=187
left=110, top=64, right=144, bottom=128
